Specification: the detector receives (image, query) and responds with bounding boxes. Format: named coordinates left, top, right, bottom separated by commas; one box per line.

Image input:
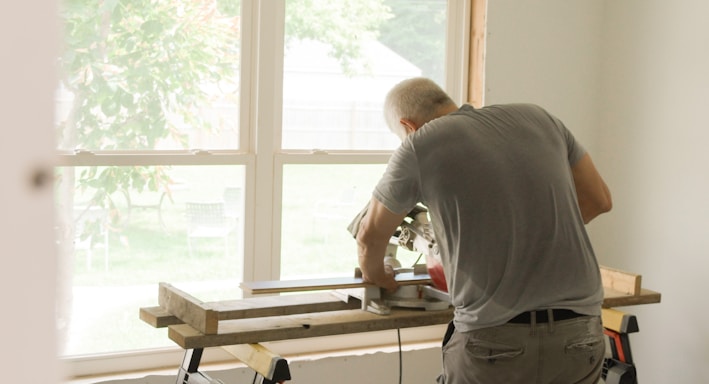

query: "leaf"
left=101, top=98, right=121, bottom=116
left=140, top=20, right=164, bottom=38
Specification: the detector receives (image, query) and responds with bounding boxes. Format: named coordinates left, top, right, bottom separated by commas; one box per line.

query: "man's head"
left=383, top=77, right=458, bottom=140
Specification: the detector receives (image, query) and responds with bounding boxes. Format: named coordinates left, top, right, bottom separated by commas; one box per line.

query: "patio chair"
left=185, top=201, right=234, bottom=257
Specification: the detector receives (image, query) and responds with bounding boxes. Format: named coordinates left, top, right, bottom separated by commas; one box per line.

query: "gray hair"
left=383, top=77, right=456, bottom=140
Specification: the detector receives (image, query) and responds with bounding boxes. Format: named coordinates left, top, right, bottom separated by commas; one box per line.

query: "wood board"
left=168, top=307, right=455, bottom=349
left=240, top=272, right=432, bottom=295
left=158, top=282, right=218, bottom=334
left=142, top=291, right=360, bottom=330
left=143, top=265, right=660, bottom=344
left=602, top=287, right=661, bottom=308
left=600, top=266, right=642, bottom=295
left=222, top=344, right=291, bottom=381
left=144, top=287, right=660, bottom=331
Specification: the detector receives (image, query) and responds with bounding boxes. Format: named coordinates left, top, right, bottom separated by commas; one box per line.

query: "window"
left=56, top=0, right=471, bottom=373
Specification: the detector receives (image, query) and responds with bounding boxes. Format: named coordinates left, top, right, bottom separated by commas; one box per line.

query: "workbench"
left=140, top=266, right=660, bottom=384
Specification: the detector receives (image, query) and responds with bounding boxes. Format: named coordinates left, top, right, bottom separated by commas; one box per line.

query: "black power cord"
left=397, top=328, right=403, bottom=384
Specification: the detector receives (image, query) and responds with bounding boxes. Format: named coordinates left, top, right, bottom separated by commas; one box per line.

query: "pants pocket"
left=468, top=339, right=525, bottom=363
left=565, top=335, right=605, bottom=354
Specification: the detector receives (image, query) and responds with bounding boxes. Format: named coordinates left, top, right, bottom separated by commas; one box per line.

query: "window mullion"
left=248, top=0, right=286, bottom=285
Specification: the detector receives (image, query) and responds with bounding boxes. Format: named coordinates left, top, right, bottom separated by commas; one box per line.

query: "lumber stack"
left=140, top=266, right=660, bottom=349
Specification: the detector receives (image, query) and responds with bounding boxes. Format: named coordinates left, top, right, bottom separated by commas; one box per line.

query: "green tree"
left=59, top=0, right=240, bottom=227
left=285, top=0, right=392, bottom=74
left=379, top=0, right=446, bottom=84
left=58, top=0, right=390, bottom=230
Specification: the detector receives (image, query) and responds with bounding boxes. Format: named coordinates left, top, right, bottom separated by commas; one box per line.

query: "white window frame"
left=61, top=0, right=472, bottom=377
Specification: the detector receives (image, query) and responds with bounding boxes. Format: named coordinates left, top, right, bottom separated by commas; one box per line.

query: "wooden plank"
left=240, top=272, right=432, bottom=295
left=222, top=344, right=290, bottom=381
left=143, top=292, right=361, bottom=328
left=211, top=292, right=361, bottom=321
left=158, top=282, right=219, bottom=335
left=602, top=287, right=661, bottom=308
left=163, top=285, right=661, bottom=349
left=168, top=307, right=455, bottom=349
left=139, top=306, right=182, bottom=328
left=600, top=266, right=642, bottom=296
left=143, top=280, right=660, bottom=331
left=143, top=286, right=661, bottom=330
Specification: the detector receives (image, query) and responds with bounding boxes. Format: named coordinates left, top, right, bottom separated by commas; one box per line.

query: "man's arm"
left=356, top=196, right=407, bottom=292
left=572, top=153, right=612, bottom=223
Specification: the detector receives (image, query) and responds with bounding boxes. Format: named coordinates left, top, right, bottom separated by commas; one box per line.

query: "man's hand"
left=361, top=262, right=398, bottom=293
left=356, top=197, right=407, bottom=293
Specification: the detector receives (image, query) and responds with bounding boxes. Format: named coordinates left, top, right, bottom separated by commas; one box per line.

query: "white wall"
left=484, top=0, right=605, bottom=148
left=597, top=1, right=709, bottom=383
left=0, top=2, right=61, bottom=383
left=486, top=0, right=709, bottom=383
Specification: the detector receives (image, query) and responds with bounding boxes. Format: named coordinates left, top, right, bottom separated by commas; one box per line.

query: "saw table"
left=140, top=266, right=660, bottom=384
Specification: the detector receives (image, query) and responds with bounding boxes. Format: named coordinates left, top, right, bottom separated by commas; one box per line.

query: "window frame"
left=60, top=0, right=475, bottom=376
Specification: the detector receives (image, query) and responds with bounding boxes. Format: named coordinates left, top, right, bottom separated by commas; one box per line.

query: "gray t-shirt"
left=373, top=103, right=603, bottom=332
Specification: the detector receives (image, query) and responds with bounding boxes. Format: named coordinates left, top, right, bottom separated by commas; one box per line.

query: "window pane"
left=282, top=0, right=448, bottom=150
left=57, top=1, right=241, bottom=151
left=55, top=165, right=245, bottom=355
left=280, top=164, right=422, bottom=279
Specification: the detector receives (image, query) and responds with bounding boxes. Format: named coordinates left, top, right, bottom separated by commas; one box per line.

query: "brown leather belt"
left=508, top=309, right=583, bottom=324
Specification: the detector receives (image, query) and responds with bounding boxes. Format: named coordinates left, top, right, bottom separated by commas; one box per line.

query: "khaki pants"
left=437, top=315, right=604, bottom=384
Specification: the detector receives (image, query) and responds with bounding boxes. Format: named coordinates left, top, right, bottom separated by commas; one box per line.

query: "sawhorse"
left=601, top=308, right=639, bottom=384
left=141, top=266, right=659, bottom=384
left=140, top=278, right=452, bottom=384
left=175, top=346, right=291, bottom=384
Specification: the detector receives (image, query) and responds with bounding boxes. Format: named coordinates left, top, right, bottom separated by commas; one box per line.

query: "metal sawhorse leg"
left=175, top=347, right=291, bottom=384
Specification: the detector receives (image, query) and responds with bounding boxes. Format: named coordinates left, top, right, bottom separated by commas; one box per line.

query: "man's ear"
left=400, top=118, right=418, bottom=135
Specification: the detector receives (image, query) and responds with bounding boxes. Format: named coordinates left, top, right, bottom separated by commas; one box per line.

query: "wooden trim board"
left=242, top=266, right=643, bottom=296
left=240, top=272, right=432, bottom=295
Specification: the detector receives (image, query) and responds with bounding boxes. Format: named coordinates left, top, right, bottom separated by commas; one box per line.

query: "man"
left=356, top=77, right=612, bottom=383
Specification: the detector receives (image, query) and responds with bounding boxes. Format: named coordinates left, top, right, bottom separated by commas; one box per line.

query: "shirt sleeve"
left=372, top=139, right=422, bottom=215
left=543, top=107, right=586, bottom=166
left=564, top=124, right=586, bottom=166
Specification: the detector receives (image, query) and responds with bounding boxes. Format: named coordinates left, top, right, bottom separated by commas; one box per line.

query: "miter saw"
left=346, top=203, right=450, bottom=314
